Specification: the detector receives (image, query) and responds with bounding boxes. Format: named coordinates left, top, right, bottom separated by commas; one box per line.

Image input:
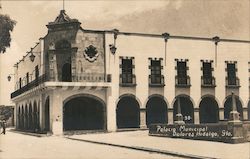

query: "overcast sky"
left=0, top=0, right=249, bottom=105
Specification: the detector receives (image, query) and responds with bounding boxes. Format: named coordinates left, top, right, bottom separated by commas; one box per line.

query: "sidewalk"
left=66, top=130, right=250, bottom=159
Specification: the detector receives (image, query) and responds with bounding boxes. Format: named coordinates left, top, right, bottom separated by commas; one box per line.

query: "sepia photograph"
left=0, top=0, right=250, bottom=158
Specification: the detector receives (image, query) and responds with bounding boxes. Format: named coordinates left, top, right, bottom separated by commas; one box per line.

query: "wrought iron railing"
left=201, top=76, right=216, bottom=87
left=72, top=73, right=111, bottom=82
left=119, top=74, right=136, bottom=86
left=149, top=75, right=165, bottom=87
left=11, top=73, right=112, bottom=99
left=226, top=77, right=240, bottom=87
left=11, top=74, right=49, bottom=99
left=175, top=75, right=191, bottom=87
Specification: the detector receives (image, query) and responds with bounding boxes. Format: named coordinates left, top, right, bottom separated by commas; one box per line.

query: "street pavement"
left=0, top=129, right=181, bottom=159
left=0, top=129, right=249, bottom=159
left=68, top=130, right=250, bottom=159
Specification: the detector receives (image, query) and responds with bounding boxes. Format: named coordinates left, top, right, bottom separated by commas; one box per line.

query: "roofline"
left=83, top=29, right=250, bottom=43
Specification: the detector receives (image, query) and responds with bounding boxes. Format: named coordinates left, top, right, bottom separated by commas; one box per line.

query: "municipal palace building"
left=10, top=10, right=250, bottom=135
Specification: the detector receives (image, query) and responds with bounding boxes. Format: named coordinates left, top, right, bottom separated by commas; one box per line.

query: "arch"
left=116, top=94, right=142, bottom=108
left=55, top=39, right=71, bottom=50
left=199, top=96, right=219, bottom=123
left=146, top=95, right=168, bottom=127
left=28, top=103, right=33, bottom=130
left=116, top=95, right=140, bottom=128
left=224, top=95, right=243, bottom=120
left=63, top=95, right=106, bottom=131
left=62, top=63, right=72, bottom=82
left=45, top=97, right=50, bottom=131
left=173, top=95, right=194, bottom=124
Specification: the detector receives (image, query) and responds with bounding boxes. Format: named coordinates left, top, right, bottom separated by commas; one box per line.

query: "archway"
left=199, top=96, right=219, bottom=123
left=173, top=96, right=194, bottom=123
left=62, top=63, right=72, bottom=82
left=63, top=95, right=106, bottom=131
left=146, top=96, right=168, bottom=127
left=116, top=96, right=140, bottom=128
left=45, top=97, right=50, bottom=131
left=224, top=95, right=243, bottom=120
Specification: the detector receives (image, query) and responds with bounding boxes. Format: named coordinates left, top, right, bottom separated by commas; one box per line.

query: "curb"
left=66, top=137, right=217, bottom=159
left=9, top=129, right=50, bottom=137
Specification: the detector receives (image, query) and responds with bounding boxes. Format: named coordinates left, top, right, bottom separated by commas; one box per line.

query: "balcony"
left=119, top=74, right=136, bottom=87
left=11, top=74, right=49, bottom=99
left=11, top=73, right=112, bottom=99
left=226, top=77, right=240, bottom=88
left=175, top=76, right=191, bottom=87
left=149, top=75, right=165, bottom=87
left=201, top=76, right=216, bottom=88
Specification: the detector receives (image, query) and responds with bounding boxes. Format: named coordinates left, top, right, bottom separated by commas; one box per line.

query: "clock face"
left=84, top=45, right=99, bottom=62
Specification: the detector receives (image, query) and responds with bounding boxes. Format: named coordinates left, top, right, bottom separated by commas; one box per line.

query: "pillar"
left=15, top=104, right=18, bottom=129
left=51, top=91, right=63, bottom=135
left=39, top=94, right=45, bottom=131
left=140, top=109, right=147, bottom=129
left=194, top=109, right=200, bottom=124
left=168, top=109, right=173, bottom=124
left=219, top=108, right=224, bottom=121
left=106, top=87, right=117, bottom=132
left=243, top=108, right=247, bottom=120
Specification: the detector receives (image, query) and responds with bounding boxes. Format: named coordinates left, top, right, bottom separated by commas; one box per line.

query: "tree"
left=0, top=106, right=13, bottom=121
left=0, top=14, right=16, bottom=53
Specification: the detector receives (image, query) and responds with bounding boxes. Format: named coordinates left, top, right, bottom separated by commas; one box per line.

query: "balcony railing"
left=72, top=73, right=111, bottom=82
left=149, top=75, right=165, bottom=87
left=11, top=73, right=112, bottom=99
left=226, top=77, right=240, bottom=87
left=201, top=76, right=216, bottom=87
left=175, top=76, right=191, bottom=87
left=119, top=74, right=136, bottom=87
left=11, top=74, right=49, bottom=99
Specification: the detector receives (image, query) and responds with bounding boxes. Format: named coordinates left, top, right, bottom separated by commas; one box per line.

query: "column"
left=140, top=109, right=147, bottom=129
left=52, top=91, right=63, bottom=135
left=168, top=109, right=173, bottom=124
left=14, top=104, right=18, bottom=129
left=106, top=87, right=117, bottom=132
left=194, top=109, right=200, bottom=124
left=219, top=108, right=224, bottom=121
left=39, top=94, right=45, bottom=131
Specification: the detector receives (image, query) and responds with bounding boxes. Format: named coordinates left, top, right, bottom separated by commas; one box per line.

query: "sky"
left=0, top=0, right=249, bottom=105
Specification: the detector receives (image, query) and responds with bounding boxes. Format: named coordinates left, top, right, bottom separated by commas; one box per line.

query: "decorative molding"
left=83, top=45, right=99, bottom=62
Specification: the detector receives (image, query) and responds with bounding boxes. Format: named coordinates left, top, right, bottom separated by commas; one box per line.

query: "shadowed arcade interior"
left=116, top=96, right=140, bottom=129
left=146, top=96, right=168, bottom=127
left=63, top=96, right=106, bottom=131
left=173, top=96, right=194, bottom=124
left=199, top=96, right=219, bottom=123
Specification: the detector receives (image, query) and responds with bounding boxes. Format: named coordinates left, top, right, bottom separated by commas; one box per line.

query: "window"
left=26, top=72, right=29, bottom=84
left=149, top=59, right=164, bottom=86
left=19, top=78, right=22, bottom=89
left=35, top=65, right=39, bottom=80
left=226, top=62, right=239, bottom=87
left=175, top=60, right=190, bottom=87
left=120, top=57, right=136, bottom=86
left=201, top=61, right=215, bottom=87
